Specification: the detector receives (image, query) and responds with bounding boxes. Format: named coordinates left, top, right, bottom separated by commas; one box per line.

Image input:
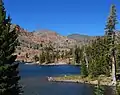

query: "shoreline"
left=16, top=61, right=81, bottom=66
left=18, top=61, right=80, bottom=66
left=40, top=62, right=68, bottom=65
left=47, top=75, right=112, bottom=86
left=24, top=62, right=68, bottom=65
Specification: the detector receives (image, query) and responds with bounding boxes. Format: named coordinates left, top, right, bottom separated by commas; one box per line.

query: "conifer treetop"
left=0, top=0, right=6, bottom=24
left=105, top=4, right=117, bottom=35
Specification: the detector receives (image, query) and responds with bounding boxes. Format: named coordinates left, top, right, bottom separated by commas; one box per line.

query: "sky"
left=3, top=0, right=120, bottom=36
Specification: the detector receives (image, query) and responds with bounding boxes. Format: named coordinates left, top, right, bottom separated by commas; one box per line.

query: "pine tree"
left=74, top=45, right=80, bottom=64
left=33, top=55, right=39, bottom=62
left=105, top=4, right=118, bottom=85
left=87, top=37, right=110, bottom=77
left=0, top=0, right=21, bottom=95
left=44, top=46, right=51, bottom=64
left=39, top=50, right=45, bottom=64
left=56, top=49, right=60, bottom=62
left=81, top=58, right=88, bottom=77
left=94, top=80, right=105, bottom=95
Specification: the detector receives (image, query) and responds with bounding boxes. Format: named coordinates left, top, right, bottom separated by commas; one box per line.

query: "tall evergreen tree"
left=56, top=49, right=60, bottom=62
left=39, top=50, right=45, bottom=64
left=33, top=55, right=39, bottom=62
left=81, top=57, right=88, bottom=77
left=74, top=45, right=80, bottom=64
left=105, top=4, right=117, bottom=85
left=0, top=0, right=21, bottom=95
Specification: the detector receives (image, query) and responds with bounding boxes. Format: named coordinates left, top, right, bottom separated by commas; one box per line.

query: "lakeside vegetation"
left=51, top=75, right=111, bottom=85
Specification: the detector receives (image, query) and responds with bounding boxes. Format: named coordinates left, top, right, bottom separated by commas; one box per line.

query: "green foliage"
left=61, top=51, right=64, bottom=59
left=116, top=42, right=120, bottom=72
left=94, top=80, right=105, bottom=95
left=74, top=45, right=81, bottom=64
left=105, top=4, right=117, bottom=36
left=64, top=50, right=69, bottom=58
left=39, top=44, right=56, bottom=64
left=33, top=55, right=39, bottom=62
left=78, top=37, right=110, bottom=77
left=55, top=50, right=60, bottom=62
left=105, top=4, right=118, bottom=86
left=116, top=82, right=120, bottom=95
left=90, top=37, right=110, bottom=77
left=51, top=51, right=55, bottom=63
left=39, top=50, right=45, bottom=64
left=45, top=49, right=51, bottom=64
left=0, top=0, right=22, bottom=94
left=81, top=60, right=88, bottom=77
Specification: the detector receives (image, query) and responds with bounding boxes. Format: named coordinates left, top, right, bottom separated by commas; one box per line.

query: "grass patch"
left=53, top=74, right=112, bottom=86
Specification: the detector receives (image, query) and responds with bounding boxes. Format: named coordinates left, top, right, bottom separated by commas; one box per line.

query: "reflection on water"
left=19, top=63, right=113, bottom=95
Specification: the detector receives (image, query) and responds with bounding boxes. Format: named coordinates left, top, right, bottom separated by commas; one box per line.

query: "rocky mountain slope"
left=15, top=25, right=96, bottom=62
left=67, top=34, right=97, bottom=44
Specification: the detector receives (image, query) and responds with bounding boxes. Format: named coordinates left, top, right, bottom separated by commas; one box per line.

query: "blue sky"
left=4, top=0, right=120, bottom=36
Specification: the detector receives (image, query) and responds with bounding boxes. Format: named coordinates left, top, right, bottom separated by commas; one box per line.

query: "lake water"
left=19, top=63, right=113, bottom=95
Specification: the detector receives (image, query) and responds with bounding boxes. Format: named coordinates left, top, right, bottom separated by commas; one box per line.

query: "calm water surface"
left=19, top=63, right=112, bottom=95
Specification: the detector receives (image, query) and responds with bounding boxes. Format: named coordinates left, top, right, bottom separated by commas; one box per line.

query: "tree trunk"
left=83, top=47, right=88, bottom=68
left=111, top=49, right=116, bottom=86
left=111, top=31, right=117, bottom=86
